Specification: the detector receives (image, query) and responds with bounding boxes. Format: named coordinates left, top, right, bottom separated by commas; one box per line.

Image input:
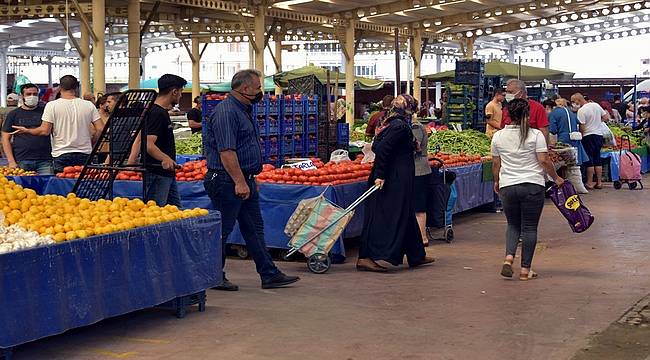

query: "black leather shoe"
left=212, top=279, right=239, bottom=291
left=261, top=274, right=300, bottom=289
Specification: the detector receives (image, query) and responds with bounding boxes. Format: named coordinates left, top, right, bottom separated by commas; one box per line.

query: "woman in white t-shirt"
left=491, top=99, right=564, bottom=281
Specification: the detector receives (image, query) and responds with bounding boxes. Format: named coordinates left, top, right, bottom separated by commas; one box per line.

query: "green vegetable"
left=428, top=129, right=491, bottom=156
left=176, top=132, right=202, bottom=155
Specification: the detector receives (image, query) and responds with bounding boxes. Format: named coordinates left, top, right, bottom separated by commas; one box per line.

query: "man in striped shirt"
left=203, top=69, right=300, bottom=291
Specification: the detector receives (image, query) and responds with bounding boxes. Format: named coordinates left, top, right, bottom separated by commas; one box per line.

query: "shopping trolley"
left=283, top=185, right=380, bottom=274
left=426, top=156, right=457, bottom=243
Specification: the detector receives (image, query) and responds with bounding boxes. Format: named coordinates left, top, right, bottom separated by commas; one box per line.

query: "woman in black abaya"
left=357, top=95, right=435, bottom=272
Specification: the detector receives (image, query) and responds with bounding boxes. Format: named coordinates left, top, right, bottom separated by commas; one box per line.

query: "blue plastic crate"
left=294, top=115, right=304, bottom=134
left=265, top=137, right=279, bottom=156
left=284, top=99, right=295, bottom=116
left=201, top=98, right=222, bottom=121
left=255, top=97, right=268, bottom=115
left=281, top=116, right=294, bottom=134
left=305, top=116, right=318, bottom=133
left=337, top=123, right=350, bottom=144
left=304, top=98, right=318, bottom=114
left=280, top=136, right=293, bottom=155
left=268, top=98, right=280, bottom=115
left=293, top=98, right=304, bottom=113
left=257, top=116, right=268, bottom=136
left=293, top=135, right=304, bottom=153
left=267, top=115, right=280, bottom=135
left=306, top=137, right=318, bottom=153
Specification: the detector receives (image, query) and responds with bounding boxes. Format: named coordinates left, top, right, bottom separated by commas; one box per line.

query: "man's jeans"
left=144, top=173, right=181, bottom=207
left=52, top=152, right=89, bottom=173
left=204, top=171, right=280, bottom=282
left=18, top=159, right=53, bottom=175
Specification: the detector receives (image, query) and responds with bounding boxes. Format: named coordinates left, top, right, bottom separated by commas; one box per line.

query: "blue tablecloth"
left=601, top=151, right=649, bottom=181
left=0, top=213, right=222, bottom=349
left=6, top=175, right=53, bottom=195
left=44, top=178, right=212, bottom=210
left=450, top=163, right=495, bottom=213
left=176, top=154, right=205, bottom=165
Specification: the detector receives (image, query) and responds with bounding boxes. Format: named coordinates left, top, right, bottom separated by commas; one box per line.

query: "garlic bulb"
left=0, top=212, right=55, bottom=254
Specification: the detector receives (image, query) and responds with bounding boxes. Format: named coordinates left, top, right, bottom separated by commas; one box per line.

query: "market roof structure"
left=1, top=0, right=650, bottom=119
left=273, top=65, right=386, bottom=90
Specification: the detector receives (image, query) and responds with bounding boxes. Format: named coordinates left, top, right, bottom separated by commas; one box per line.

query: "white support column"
left=80, top=25, right=91, bottom=95
left=0, top=49, right=6, bottom=107
left=344, top=20, right=355, bottom=126
left=47, top=56, right=53, bottom=88
left=508, top=44, right=515, bottom=63
left=544, top=49, right=551, bottom=69
left=435, top=53, right=442, bottom=108
left=254, top=5, right=265, bottom=79
left=412, top=29, right=422, bottom=103
left=92, top=0, right=106, bottom=96
left=274, top=36, right=283, bottom=95
left=127, top=0, right=141, bottom=89
left=191, top=39, right=200, bottom=100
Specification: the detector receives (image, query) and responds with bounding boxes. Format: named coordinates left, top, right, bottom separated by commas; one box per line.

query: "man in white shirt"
left=11, top=75, right=103, bottom=173
left=571, top=93, right=610, bottom=190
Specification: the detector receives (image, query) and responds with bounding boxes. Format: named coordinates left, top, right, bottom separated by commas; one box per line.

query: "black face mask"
left=237, top=90, right=263, bottom=104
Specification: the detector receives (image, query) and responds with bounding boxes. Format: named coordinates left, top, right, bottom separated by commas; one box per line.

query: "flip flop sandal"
left=585, top=185, right=595, bottom=190
left=594, top=184, right=603, bottom=189
left=500, top=261, right=514, bottom=278
left=519, top=270, right=538, bottom=281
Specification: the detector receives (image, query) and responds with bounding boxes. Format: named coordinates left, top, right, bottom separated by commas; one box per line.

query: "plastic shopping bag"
left=361, top=142, right=375, bottom=164
left=601, top=122, right=617, bottom=147
left=330, top=149, right=349, bottom=164
left=548, top=181, right=594, bottom=233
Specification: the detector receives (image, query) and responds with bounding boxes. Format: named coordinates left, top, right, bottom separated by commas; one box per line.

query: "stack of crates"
left=254, top=95, right=281, bottom=165
left=304, top=97, right=319, bottom=157
left=453, top=59, right=486, bottom=130
left=445, top=84, right=477, bottom=128
left=337, top=123, right=350, bottom=149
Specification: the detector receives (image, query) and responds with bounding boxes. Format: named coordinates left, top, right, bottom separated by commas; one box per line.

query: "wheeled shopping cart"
left=284, top=185, right=380, bottom=274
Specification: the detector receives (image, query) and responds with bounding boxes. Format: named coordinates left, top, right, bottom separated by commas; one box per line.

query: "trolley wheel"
left=613, top=181, right=622, bottom=190
left=235, top=245, right=249, bottom=259
left=307, top=254, right=331, bottom=274
left=629, top=182, right=638, bottom=190
left=445, top=228, right=454, bottom=243
left=639, top=181, right=644, bottom=190
left=279, top=249, right=292, bottom=261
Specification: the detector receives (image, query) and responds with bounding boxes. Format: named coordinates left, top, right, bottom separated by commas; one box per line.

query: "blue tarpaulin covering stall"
left=450, top=164, right=494, bottom=214
left=0, top=213, right=222, bottom=350
left=6, top=175, right=52, bottom=195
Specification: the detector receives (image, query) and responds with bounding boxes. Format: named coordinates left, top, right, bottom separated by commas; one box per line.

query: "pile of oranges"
left=0, top=176, right=209, bottom=243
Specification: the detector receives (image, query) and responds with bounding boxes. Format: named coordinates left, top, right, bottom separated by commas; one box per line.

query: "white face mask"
left=23, top=95, right=39, bottom=108
left=504, top=93, right=516, bottom=103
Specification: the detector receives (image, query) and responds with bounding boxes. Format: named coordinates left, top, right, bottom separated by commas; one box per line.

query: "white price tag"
left=284, top=159, right=317, bottom=171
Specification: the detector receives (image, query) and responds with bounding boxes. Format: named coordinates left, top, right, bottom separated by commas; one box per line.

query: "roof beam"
left=446, top=0, right=650, bottom=38
left=518, top=25, right=650, bottom=53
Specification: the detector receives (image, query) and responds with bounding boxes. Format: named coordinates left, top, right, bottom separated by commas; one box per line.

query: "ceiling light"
left=560, top=41, right=566, bottom=46
left=550, top=42, right=557, bottom=48
left=485, top=28, right=492, bottom=35
left=633, top=16, right=640, bottom=22
left=583, top=25, right=590, bottom=31
left=484, top=11, right=491, bottom=17
left=526, top=35, right=533, bottom=41
left=603, top=34, right=610, bottom=39
left=585, top=37, right=593, bottom=42
left=560, top=15, right=568, bottom=22
left=434, top=19, right=442, bottom=26
left=568, top=39, right=575, bottom=45
left=577, top=38, right=584, bottom=43
left=570, top=14, right=578, bottom=20
left=475, top=29, right=483, bottom=36
left=494, top=9, right=503, bottom=16
left=413, top=0, right=421, bottom=8
left=631, top=30, right=638, bottom=36
left=519, top=23, right=527, bottom=29
left=369, top=7, right=377, bottom=15
left=612, top=7, right=620, bottom=13
left=640, top=28, right=647, bottom=34
left=540, top=19, right=548, bottom=25
left=517, top=36, right=524, bottom=42
left=465, top=31, right=473, bottom=37
left=529, top=20, right=537, bottom=27
left=423, top=20, right=431, bottom=28
left=357, top=9, right=364, bottom=17
left=602, top=8, right=610, bottom=15
left=634, top=3, right=642, bottom=9
left=623, top=5, right=631, bottom=11
left=549, top=17, right=558, bottom=24
left=603, top=22, right=610, bottom=28
left=506, top=8, right=514, bottom=14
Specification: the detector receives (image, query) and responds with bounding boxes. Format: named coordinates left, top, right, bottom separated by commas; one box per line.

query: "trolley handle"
left=620, top=134, right=633, bottom=154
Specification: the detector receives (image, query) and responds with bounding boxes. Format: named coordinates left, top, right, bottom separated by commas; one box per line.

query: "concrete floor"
left=12, top=180, right=650, bottom=360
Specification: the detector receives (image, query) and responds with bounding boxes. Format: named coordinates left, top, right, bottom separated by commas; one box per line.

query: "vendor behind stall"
left=365, top=95, right=393, bottom=140
left=187, top=96, right=203, bottom=134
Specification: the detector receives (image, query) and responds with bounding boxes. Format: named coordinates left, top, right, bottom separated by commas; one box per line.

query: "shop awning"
left=273, top=65, right=385, bottom=90
left=208, top=76, right=276, bottom=93
left=421, top=61, right=575, bottom=82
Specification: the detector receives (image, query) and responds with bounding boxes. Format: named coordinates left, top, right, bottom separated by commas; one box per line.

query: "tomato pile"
left=56, top=166, right=84, bottom=179
left=175, top=160, right=207, bottom=181
left=0, top=167, right=37, bottom=176
left=257, top=157, right=372, bottom=186
left=429, top=153, right=484, bottom=168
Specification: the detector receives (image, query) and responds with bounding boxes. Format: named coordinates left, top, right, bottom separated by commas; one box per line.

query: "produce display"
left=351, top=123, right=368, bottom=142
left=427, top=129, right=491, bottom=157
left=55, top=160, right=207, bottom=182
left=549, top=142, right=577, bottom=167
left=429, top=153, right=483, bottom=168
left=256, top=157, right=372, bottom=185
left=0, top=217, right=55, bottom=254
left=176, top=132, right=203, bottom=155
left=0, top=167, right=37, bottom=176
left=0, top=176, right=209, bottom=247
left=605, top=123, right=645, bottom=150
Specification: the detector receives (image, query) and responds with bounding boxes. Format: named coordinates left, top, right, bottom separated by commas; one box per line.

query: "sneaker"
left=261, top=273, right=300, bottom=289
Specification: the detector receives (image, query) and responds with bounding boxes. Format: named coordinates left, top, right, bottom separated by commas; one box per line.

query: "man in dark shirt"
left=139, top=74, right=186, bottom=206
left=612, top=95, right=627, bottom=122
left=186, top=96, right=202, bottom=134
left=204, top=69, right=299, bottom=290
left=1, top=83, right=53, bottom=174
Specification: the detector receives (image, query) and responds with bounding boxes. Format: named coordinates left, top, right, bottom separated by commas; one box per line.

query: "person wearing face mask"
left=500, top=79, right=550, bottom=147
left=203, top=69, right=300, bottom=291
left=11, top=75, right=103, bottom=174
left=571, top=93, right=609, bottom=190
left=1, top=84, right=53, bottom=174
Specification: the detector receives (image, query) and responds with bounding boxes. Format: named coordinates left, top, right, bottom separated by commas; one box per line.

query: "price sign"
left=284, top=159, right=317, bottom=171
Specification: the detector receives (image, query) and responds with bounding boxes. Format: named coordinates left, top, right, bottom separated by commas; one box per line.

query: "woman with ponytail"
left=491, top=99, right=564, bottom=281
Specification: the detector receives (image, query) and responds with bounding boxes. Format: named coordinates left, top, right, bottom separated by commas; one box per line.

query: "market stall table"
left=5, top=175, right=52, bottom=195
left=601, top=148, right=650, bottom=182
left=449, top=163, right=495, bottom=214
left=0, top=213, right=222, bottom=358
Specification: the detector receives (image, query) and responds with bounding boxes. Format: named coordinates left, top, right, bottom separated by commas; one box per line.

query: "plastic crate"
left=294, top=115, right=304, bottom=134
left=201, top=98, right=222, bottom=122
left=305, top=98, right=318, bottom=114
left=307, top=136, right=318, bottom=153
left=264, top=137, right=279, bottom=156
left=281, top=136, right=293, bottom=155
left=268, top=115, right=279, bottom=135
left=455, top=59, right=485, bottom=73
left=293, top=135, right=304, bottom=153
left=284, top=98, right=295, bottom=116
left=268, top=98, right=280, bottom=115
left=306, top=115, right=318, bottom=133
left=455, top=73, right=484, bottom=85
left=257, top=116, right=268, bottom=136
left=281, top=116, right=294, bottom=134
